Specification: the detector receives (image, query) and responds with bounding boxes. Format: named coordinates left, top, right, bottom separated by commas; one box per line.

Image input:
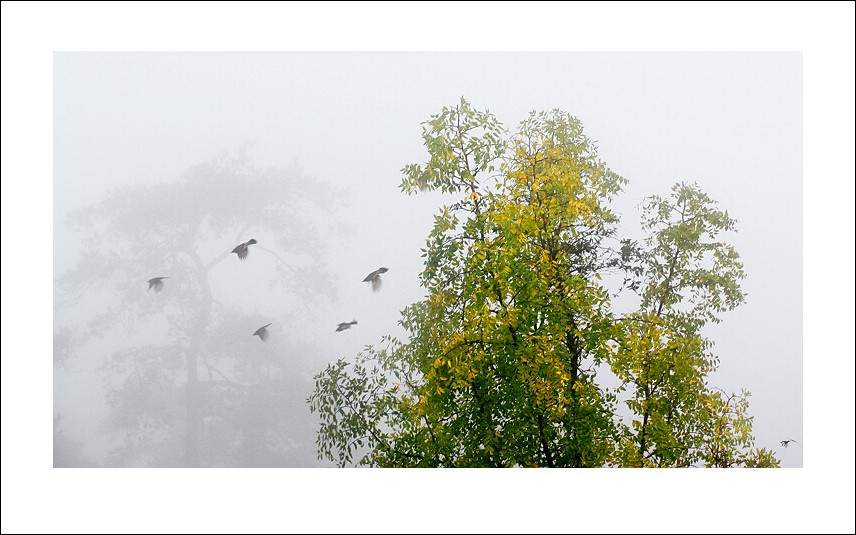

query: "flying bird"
left=780, top=438, right=800, bottom=448
left=362, top=267, right=389, bottom=292
left=253, top=322, right=272, bottom=341
left=147, top=277, right=168, bottom=292
left=336, top=320, right=358, bottom=332
left=232, top=239, right=258, bottom=260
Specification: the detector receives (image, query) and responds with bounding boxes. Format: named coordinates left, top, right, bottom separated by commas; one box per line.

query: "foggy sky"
left=52, top=51, right=803, bottom=467
left=3, top=2, right=854, bottom=534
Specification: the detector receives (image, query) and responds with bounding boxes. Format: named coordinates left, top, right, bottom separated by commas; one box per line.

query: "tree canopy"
left=56, top=148, right=343, bottom=466
left=309, top=98, right=779, bottom=467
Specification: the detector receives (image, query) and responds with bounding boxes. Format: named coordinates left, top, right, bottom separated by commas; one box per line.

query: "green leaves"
left=311, top=100, right=776, bottom=468
left=399, top=97, right=507, bottom=196
left=639, top=182, right=747, bottom=326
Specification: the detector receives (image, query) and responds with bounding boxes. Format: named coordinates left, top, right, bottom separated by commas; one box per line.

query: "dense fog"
left=51, top=52, right=803, bottom=468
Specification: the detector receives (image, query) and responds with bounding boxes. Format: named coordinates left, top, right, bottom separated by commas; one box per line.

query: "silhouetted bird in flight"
left=780, top=438, right=800, bottom=448
left=336, top=320, right=357, bottom=332
left=232, top=239, right=258, bottom=260
left=147, top=277, right=168, bottom=292
left=253, top=322, right=272, bottom=341
left=363, top=267, right=389, bottom=292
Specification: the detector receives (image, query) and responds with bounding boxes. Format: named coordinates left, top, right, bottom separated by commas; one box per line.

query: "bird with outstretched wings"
left=147, top=277, right=168, bottom=292
left=232, top=239, right=258, bottom=260
left=336, top=320, right=357, bottom=332
left=362, top=267, right=388, bottom=292
left=253, top=322, right=272, bottom=341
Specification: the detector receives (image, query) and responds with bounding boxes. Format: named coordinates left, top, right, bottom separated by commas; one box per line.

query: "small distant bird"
left=336, top=320, right=358, bottom=332
left=780, top=438, right=800, bottom=448
left=147, top=277, right=168, bottom=292
left=362, top=267, right=389, bottom=292
left=232, top=239, right=258, bottom=260
left=253, top=322, right=272, bottom=341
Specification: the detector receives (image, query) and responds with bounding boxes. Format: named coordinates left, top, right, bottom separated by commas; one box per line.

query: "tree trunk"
left=183, top=249, right=216, bottom=467
left=185, top=356, right=200, bottom=467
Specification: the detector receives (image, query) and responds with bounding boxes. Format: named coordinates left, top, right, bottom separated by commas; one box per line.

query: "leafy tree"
left=56, top=147, right=343, bottom=467
left=698, top=389, right=780, bottom=468
left=310, top=98, right=778, bottom=467
left=610, top=183, right=747, bottom=467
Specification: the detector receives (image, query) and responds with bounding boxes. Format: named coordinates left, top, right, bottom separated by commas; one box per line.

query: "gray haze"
left=52, top=51, right=803, bottom=468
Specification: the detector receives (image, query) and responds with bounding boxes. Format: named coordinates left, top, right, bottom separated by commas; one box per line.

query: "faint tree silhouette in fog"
left=56, top=147, right=345, bottom=466
left=54, top=413, right=96, bottom=467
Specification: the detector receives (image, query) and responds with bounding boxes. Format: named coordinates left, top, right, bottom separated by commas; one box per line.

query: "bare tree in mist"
left=56, top=148, right=345, bottom=467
